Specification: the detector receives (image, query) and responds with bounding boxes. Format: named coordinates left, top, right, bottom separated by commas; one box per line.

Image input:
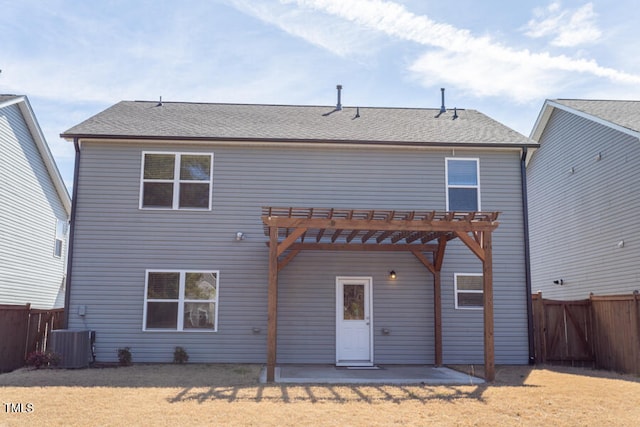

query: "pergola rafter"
left=262, top=207, right=499, bottom=382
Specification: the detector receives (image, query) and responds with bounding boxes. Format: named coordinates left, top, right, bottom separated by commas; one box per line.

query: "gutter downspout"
left=63, top=138, right=81, bottom=328
left=521, top=147, right=535, bottom=364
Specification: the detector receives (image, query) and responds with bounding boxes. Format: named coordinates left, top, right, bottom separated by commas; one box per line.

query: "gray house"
left=0, top=95, right=71, bottom=309
left=528, top=99, right=640, bottom=300
left=62, top=94, right=536, bottom=380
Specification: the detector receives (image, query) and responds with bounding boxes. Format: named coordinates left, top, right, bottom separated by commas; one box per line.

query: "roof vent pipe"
left=336, top=85, right=343, bottom=111
left=439, top=88, right=446, bottom=113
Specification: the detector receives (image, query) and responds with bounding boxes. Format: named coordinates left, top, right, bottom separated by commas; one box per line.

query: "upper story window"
left=454, top=273, right=483, bottom=309
left=140, top=152, right=213, bottom=210
left=53, top=219, right=67, bottom=258
left=446, top=158, right=480, bottom=211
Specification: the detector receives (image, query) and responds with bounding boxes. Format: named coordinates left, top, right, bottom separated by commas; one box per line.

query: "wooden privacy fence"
left=532, top=292, right=640, bottom=375
left=0, top=304, right=65, bottom=372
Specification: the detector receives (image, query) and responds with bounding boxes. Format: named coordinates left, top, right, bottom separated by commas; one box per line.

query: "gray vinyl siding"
left=528, top=109, right=640, bottom=300
left=68, top=141, right=528, bottom=364
left=0, top=103, right=68, bottom=309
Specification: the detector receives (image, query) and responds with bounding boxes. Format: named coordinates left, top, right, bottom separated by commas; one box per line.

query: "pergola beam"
left=263, top=216, right=497, bottom=233
left=284, top=243, right=438, bottom=252
left=277, top=227, right=307, bottom=256
left=455, top=230, right=485, bottom=261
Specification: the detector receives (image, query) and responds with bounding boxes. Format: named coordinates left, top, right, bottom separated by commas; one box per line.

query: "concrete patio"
left=260, top=365, right=484, bottom=385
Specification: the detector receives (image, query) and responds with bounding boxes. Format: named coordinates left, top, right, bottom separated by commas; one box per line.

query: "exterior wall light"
left=235, top=231, right=246, bottom=241
left=389, top=270, right=397, bottom=280
left=553, top=279, right=564, bottom=286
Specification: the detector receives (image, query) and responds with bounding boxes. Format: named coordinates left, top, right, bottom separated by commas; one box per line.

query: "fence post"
left=634, top=291, right=640, bottom=375
left=536, top=291, right=547, bottom=363
left=22, top=304, right=31, bottom=360
left=589, top=292, right=598, bottom=369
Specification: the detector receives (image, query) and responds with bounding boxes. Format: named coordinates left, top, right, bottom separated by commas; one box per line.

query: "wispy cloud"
left=230, top=0, right=385, bottom=58
left=523, top=2, right=602, bottom=47
left=262, top=0, right=640, bottom=102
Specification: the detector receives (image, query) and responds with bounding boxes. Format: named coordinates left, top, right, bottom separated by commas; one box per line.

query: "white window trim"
left=454, top=273, right=484, bottom=310
left=143, top=269, right=220, bottom=332
left=53, top=219, right=67, bottom=258
left=139, top=151, right=214, bottom=211
left=445, top=157, right=481, bottom=211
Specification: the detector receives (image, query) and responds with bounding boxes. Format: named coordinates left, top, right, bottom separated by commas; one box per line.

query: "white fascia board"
left=16, top=97, right=72, bottom=215
left=534, top=100, right=640, bottom=141
left=527, top=99, right=640, bottom=167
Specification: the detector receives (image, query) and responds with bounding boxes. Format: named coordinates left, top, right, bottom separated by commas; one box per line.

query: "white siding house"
left=528, top=99, right=640, bottom=300
left=0, top=95, right=71, bottom=309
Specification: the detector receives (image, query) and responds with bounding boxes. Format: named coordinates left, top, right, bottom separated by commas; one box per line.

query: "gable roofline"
left=0, top=95, right=71, bottom=215
left=530, top=99, right=640, bottom=142
left=61, top=100, right=537, bottom=148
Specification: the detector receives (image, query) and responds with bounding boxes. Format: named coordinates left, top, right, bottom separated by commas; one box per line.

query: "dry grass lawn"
left=1, top=363, right=638, bottom=426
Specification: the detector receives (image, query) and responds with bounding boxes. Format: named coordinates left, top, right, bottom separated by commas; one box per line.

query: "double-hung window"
left=143, top=270, right=219, bottom=331
left=140, top=152, right=213, bottom=210
left=446, top=158, right=480, bottom=211
left=454, top=273, right=483, bottom=309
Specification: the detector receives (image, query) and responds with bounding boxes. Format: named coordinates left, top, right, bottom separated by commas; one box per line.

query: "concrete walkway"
left=260, top=365, right=484, bottom=385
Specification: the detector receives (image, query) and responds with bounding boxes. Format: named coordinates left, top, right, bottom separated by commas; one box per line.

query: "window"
left=143, top=270, right=219, bottom=331
left=454, top=273, right=483, bottom=309
left=53, top=219, right=67, bottom=257
left=446, top=158, right=480, bottom=211
left=140, top=152, right=213, bottom=210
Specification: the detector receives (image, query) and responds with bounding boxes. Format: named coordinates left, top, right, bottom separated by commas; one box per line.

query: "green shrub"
left=117, top=347, right=132, bottom=366
left=25, top=351, right=60, bottom=369
left=173, top=346, right=189, bottom=364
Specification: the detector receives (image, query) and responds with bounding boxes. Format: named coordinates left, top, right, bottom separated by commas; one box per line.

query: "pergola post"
left=433, top=270, right=443, bottom=366
left=433, top=236, right=446, bottom=367
left=266, top=225, right=279, bottom=382
left=482, top=231, right=495, bottom=381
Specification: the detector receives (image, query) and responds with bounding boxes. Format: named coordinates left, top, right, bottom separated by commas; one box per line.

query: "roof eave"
left=61, top=133, right=538, bottom=149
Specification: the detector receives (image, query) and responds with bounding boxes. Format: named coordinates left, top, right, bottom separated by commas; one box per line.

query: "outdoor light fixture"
left=389, top=270, right=397, bottom=280
left=553, top=279, right=564, bottom=286
left=235, top=231, right=246, bottom=241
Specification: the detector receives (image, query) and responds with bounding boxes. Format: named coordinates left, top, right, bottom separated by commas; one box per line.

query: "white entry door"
left=336, top=277, right=373, bottom=366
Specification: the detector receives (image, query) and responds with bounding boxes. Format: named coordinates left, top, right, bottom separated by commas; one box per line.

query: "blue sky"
left=2, top=0, right=640, bottom=190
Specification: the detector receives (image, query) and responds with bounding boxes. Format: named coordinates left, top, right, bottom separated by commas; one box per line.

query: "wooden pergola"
left=262, top=207, right=500, bottom=382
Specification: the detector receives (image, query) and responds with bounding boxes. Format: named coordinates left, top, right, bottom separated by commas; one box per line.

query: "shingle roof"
left=553, top=99, right=640, bottom=134
left=62, top=101, right=534, bottom=147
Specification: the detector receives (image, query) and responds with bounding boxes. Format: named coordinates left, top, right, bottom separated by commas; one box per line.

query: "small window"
left=454, top=274, right=483, bottom=309
left=140, top=152, right=213, bottom=210
left=53, top=220, right=67, bottom=258
left=143, top=270, right=219, bottom=331
left=446, top=158, right=480, bottom=211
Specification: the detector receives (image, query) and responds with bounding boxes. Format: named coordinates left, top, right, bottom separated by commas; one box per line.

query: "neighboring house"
left=528, top=99, right=640, bottom=300
left=61, top=92, right=537, bottom=380
left=0, top=95, right=71, bottom=309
